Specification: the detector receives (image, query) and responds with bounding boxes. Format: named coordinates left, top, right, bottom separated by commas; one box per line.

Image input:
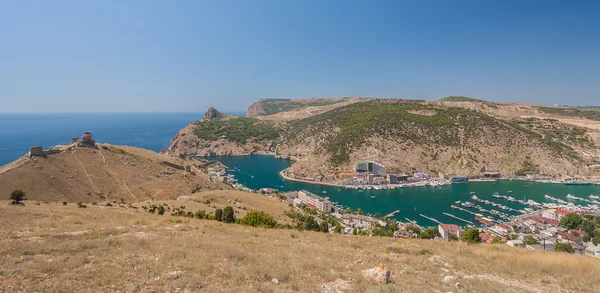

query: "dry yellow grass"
left=2, top=200, right=600, bottom=293
left=0, top=145, right=227, bottom=203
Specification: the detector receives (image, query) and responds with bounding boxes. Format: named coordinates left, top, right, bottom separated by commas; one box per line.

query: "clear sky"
left=1, top=0, right=599, bottom=112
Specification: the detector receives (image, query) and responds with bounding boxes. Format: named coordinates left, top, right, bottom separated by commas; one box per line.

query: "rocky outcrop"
left=362, top=264, right=390, bottom=284
left=246, top=99, right=269, bottom=117
left=202, top=107, right=227, bottom=121
left=167, top=123, right=250, bottom=157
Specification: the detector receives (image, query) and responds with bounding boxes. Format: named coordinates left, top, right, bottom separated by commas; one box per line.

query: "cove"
left=205, top=155, right=600, bottom=227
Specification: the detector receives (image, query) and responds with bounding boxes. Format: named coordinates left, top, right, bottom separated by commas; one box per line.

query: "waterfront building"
left=341, top=214, right=379, bottom=230
left=438, top=224, right=462, bottom=240
left=483, top=171, right=501, bottom=179
left=451, top=176, right=469, bottom=184
left=414, top=172, right=429, bottom=180
left=541, top=209, right=571, bottom=221
left=354, top=161, right=387, bottom=177
left=298, top=190, right=331, bottom=214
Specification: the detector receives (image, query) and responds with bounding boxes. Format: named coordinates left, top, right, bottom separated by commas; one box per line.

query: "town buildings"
left=438, top=224, right=462, bottom=240
left=298, top=190, right=332, bottom=214
left=541, top=209, right=571, bottom=221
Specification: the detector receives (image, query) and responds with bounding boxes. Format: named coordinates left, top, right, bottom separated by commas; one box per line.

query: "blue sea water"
left=0, top=112, right=243, bottom=166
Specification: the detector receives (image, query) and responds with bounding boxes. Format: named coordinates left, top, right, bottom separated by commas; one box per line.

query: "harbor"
left=203, top=155, right=600, bottom=228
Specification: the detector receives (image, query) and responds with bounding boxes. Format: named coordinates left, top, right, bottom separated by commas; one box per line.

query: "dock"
left=385, top=210, right=399, bottom=218
left=405, top=218, right=421, bottom=228
left=442, top=212, right=473, bottom=225
left=419, top=214, right=442, bottom=224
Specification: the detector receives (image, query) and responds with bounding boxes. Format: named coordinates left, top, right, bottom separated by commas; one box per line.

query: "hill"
left=167, top=109, right=281, bottom=156
left=168, top=98, right=600, bottom=178
left=2, top=201, right=599, bottom=292
left=280, top=99, right=590, bottom=178
left=246, top=97, right=366, bottom=119
left=0, top=142, right=227, bottom=203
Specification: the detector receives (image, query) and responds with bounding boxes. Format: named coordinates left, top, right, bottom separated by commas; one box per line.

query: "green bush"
left=461, top=227, right=481, bottom=243
left=9, top=190, right=26, bottom=205
left=239, top=210, right=278, bottom=228
left=215, top=209, right=223, bottom=221
left=222, top=206, right=235, bottom=223
left=555, top=243, right=575, bottom=253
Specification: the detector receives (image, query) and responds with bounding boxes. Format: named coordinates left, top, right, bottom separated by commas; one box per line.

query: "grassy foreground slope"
left=2, top=201, right=599, bottom=293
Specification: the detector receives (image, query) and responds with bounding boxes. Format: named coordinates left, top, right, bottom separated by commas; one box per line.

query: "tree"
left=593, top=233, right=600, bottom=245
left=320, top=222, right=329, bottom=233
left=157, top=205, right=165, bottom=215
left=10, top=190, right=26, bottom=205
left=461, top=228, right=481, bottom=244
left=356, top=208, right=365, bottom=215
left=240, top=210, right=277, bottom=228
left=352, top=228, right=357, bottom=235
left=555, top=243, right=575, bottom=254
left=419, top=227, right=440, bottom=239
left=449, top=234, right=459, bottom=241
left=215, top=209, right=223, bottom=221
left=223, top=206, right=235, bottom=223
left=492, top=236, right=503, bottom=244
left=559, top=213, right=583, bottom=230
left=507, top=234, right=518, bottom=240
left=343, top=208, right=352, bottom=214
left=523, top=235, right=538, bottom=245
left=334, top=223, right=342, bottom=234
left=581, top=220, right=596, bottom=237
left=406, top=225, right=421, bottom=237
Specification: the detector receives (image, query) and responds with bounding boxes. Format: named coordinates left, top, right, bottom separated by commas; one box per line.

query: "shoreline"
left=278, top=170, right=342, bottom=187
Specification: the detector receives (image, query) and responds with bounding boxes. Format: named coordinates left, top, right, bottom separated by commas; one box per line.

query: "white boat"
left=544, top=194, right=552, bottom=199
left=590, top=194, right=600, bottom=200
left=322, top=191, right=327, bottom=194
left=370, top=196, right=376, bottom=199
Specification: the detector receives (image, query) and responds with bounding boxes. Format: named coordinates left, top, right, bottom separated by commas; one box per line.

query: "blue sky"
left=1, top=0, right=599, bottom=112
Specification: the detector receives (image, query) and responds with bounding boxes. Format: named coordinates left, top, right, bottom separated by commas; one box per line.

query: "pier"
left=419, top=214, right=442, bottom=224
left=442, top=212, right=473, bottom=225
left=385, top=210, right=399, bottom=218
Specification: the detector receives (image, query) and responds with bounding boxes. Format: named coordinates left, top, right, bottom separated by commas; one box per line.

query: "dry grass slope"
left=2, top=201, right=599, bottom=293
left=0, top=145, right=227, bottom=203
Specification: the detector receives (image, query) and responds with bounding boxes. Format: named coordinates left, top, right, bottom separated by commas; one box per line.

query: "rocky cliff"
left=168, top=107, right=281, bottom=157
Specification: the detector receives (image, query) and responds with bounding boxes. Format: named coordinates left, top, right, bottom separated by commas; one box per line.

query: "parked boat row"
left=472, top=195, right=521, bottom=213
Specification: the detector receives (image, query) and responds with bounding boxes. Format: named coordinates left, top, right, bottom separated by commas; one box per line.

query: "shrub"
left=223, top=206, right=235, bottom=223
left=62, top=201, right=67, bottom=205
left=240, top=210, right=278, bottom=228
left=77, top=202, right=87, bottom=208
left=461, top=227, right=481, bottom=243
left=419, top=249, right=433, bottom=255
left=9, top=190, right=26, bottom=205
left=555, top=243, right=575, bottom=253
left=194, top=210, right=206, bottom=219
left=157, top=205, right=165, bottom=215
left=419, top=227, right=440, bottom=239
left=215, top=209, right=223, bottom=221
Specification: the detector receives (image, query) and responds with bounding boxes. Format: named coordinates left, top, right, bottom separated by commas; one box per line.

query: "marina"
left=203, top=155, right=600, bottom=228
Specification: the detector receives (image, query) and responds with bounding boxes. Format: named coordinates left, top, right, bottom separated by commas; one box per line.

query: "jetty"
left=442, top=212, right=473, bottom=225
left=385, top=210, right=400, bottom=218
left=419, top=214, right=442, bottom=224
left=404, top=218, right=421, bottom=228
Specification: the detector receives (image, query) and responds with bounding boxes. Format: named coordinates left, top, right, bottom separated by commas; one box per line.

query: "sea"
left=2, top=113, right=599, bottom=227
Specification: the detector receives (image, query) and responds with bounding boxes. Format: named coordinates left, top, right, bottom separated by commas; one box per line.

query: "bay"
left=207, top=155, right=600, bottom=227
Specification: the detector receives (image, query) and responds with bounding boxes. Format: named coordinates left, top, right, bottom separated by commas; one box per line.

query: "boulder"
left=361, top=264, right=390, bottom=284
left=442, top=276, right=457, bottom=283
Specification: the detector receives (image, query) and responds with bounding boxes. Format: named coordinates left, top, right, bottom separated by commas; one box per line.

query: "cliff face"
left=167, top=123, right=251, bottom=156
left=246, top=99, right=269, bottom=117
left=168, top=107, right=280, bottom=157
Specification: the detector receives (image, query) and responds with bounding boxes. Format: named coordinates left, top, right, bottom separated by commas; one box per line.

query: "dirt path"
left=73, top=151, right=102, bottom=194
left=97, top=150, right=138, bottom=201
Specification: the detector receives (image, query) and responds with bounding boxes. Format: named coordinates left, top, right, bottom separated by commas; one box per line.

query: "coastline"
left=278, top=170, right=342, bottom=187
